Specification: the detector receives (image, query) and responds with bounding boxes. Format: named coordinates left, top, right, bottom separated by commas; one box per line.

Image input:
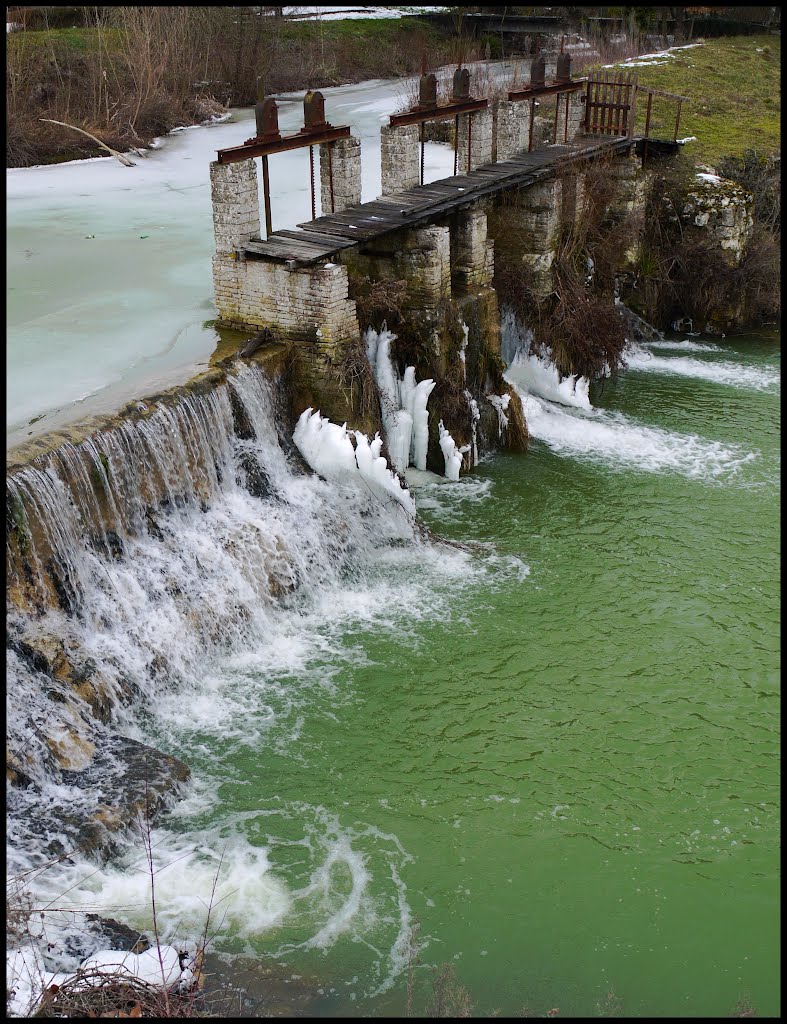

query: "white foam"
left=515, top=390, right=757, bottom=480
left=641, top=339, right=722, bottom=353
left=626, top=349, right=780, bottom=391
left=506, top=349, right=591, bottom=409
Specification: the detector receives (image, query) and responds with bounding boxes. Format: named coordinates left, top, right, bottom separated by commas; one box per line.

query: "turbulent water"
left=6, top=331, right=780, bottom=1018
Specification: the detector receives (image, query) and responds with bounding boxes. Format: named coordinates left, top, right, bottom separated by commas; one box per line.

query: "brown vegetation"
left=491, top=154, right=637, bottom=381
left=6, top=8, right=468, bottom=167
left=631, top=157, right=781, bottom=331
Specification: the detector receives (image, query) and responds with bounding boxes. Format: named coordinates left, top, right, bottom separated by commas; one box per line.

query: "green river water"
left=118, top=333, right=779, bottom=1017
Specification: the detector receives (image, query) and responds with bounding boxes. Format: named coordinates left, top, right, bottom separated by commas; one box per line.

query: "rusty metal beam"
left=508, top=79, right=586, bottom=102
left=389, top=98, right=488, bottom=128
left=217, top=125, right=351, bottom=164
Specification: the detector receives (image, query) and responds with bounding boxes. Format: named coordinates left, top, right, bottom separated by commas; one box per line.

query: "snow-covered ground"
left=281, top=6, right=448, bottom=21
left=7, top=75, right=462, bottom=447
left=602, top=41, right=702, bottom=68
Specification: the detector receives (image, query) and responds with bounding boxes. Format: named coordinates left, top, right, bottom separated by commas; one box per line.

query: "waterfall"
left=5, top=363, right=422, bottom=877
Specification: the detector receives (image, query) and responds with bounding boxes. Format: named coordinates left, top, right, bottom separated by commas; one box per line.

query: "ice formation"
left=364, top=326, right=436, bottom=474
left=458, top=322, right=470, bottom=371
left=438, top=420, right=464, bottom=481
left=465, top=390, right=480, bottom=466
left=486, top=392, right=511, bottom=437
left=293, top=407, right=416, bottom=517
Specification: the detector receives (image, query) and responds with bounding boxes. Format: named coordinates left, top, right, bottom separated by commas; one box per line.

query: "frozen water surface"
left=7, top=75, right=458, bottom=447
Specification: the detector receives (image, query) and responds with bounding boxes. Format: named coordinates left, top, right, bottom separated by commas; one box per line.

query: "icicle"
left=486, top=393, right=511, bottom=438
left=438, top=420, right=463, bottom=481
left=458, top=322, right=470, bottom=377
left=366, top=327, right=434, bottom=474
left=464, top=390, right=480, bottom=467
left=410, top=379, right=436, bottom=471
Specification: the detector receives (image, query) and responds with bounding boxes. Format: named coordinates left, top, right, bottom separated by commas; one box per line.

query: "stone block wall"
left=210, top=159, right=261, bottom=254
left=380, top=124, right=420, bottom=194
left=511, top=179, right=563, bottom=299
left=450, top=206, right=494, bottom=292
left=213, top=256, right=359, bottom=352
left=400, top=225, right=452, bottom=309
left=456, top=108, right=493, bottom=173
left=564, top=90, right=586, bottom=142
left=320, top=135, right=362, bottom=215
left=606, top=150, right=649, bottom=267
left=494, top=100, right=529, bottom=162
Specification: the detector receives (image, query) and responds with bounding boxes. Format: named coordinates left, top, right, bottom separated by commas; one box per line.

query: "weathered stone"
left=210, top=159, right=261, bottom=255
left=682, top=176, right=754, bottom=266
left=380, top=123, right=420, bottom=194
left=320, top=134, right=362, bottom=214
left=456, top=107, right=493, bottom=173
left=494, top=99, right=529, bottom=162
left=55, top=736, right=191, bottom=862
left=450, top=206, right=494, bottom=291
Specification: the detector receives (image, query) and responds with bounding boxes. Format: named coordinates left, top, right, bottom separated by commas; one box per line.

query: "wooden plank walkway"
left=243, top=136, right=634, bottom=266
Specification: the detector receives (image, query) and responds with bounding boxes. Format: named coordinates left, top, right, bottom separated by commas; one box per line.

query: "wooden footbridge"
left=210, top=56, right=686, bottom=344
left=242, top=135, right=634, bottom=268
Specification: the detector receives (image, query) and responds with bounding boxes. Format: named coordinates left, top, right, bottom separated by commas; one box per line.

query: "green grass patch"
left=7, top=25, right=123, bottom=55
left=595, top=34, right=780, bottom=166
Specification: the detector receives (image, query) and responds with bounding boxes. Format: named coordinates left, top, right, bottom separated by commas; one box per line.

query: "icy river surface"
left=6, top=76, right=455, bottom=446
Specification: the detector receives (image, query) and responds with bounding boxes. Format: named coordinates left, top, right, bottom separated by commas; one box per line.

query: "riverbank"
left=6, top=12, right=461, bottom=167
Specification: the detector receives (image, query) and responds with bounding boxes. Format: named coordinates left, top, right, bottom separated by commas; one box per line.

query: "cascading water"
left=500, top=305, right=763, bottom=480
left=6, top=361, right=486, bottom=1011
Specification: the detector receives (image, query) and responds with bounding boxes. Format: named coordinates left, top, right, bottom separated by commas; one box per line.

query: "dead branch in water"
left=38, top=119, right=136, bottom=166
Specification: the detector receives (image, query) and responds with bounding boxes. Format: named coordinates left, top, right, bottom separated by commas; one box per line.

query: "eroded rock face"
left=683, top=174, right=755, bottom=266
left=14, top=735, right=191, bottom=864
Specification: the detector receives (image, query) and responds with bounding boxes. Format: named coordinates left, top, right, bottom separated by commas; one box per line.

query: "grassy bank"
left=596, top=33, right=781, bottom=167
left=5, top=11, right=465, bottom=167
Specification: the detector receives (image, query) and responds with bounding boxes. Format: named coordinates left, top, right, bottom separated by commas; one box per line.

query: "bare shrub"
left=354, top=278, right=410, bottom=334
left=717, top=149, right=781, bottom=233
left=633, top=161, right=780, bottom=330
left=491, top=153, right=636, bottom=381
left=335, top=333, right=380, bottom=421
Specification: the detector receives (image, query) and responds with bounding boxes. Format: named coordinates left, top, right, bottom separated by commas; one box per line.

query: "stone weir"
left=6, top=345, right=296, bottom=862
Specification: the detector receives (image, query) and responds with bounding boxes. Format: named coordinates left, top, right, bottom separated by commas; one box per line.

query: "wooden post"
left=261, top=155, right=272, bottom=237
left=628, top=77, right=637, bottom=139
left=643, top=91, right=652, bottom=163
